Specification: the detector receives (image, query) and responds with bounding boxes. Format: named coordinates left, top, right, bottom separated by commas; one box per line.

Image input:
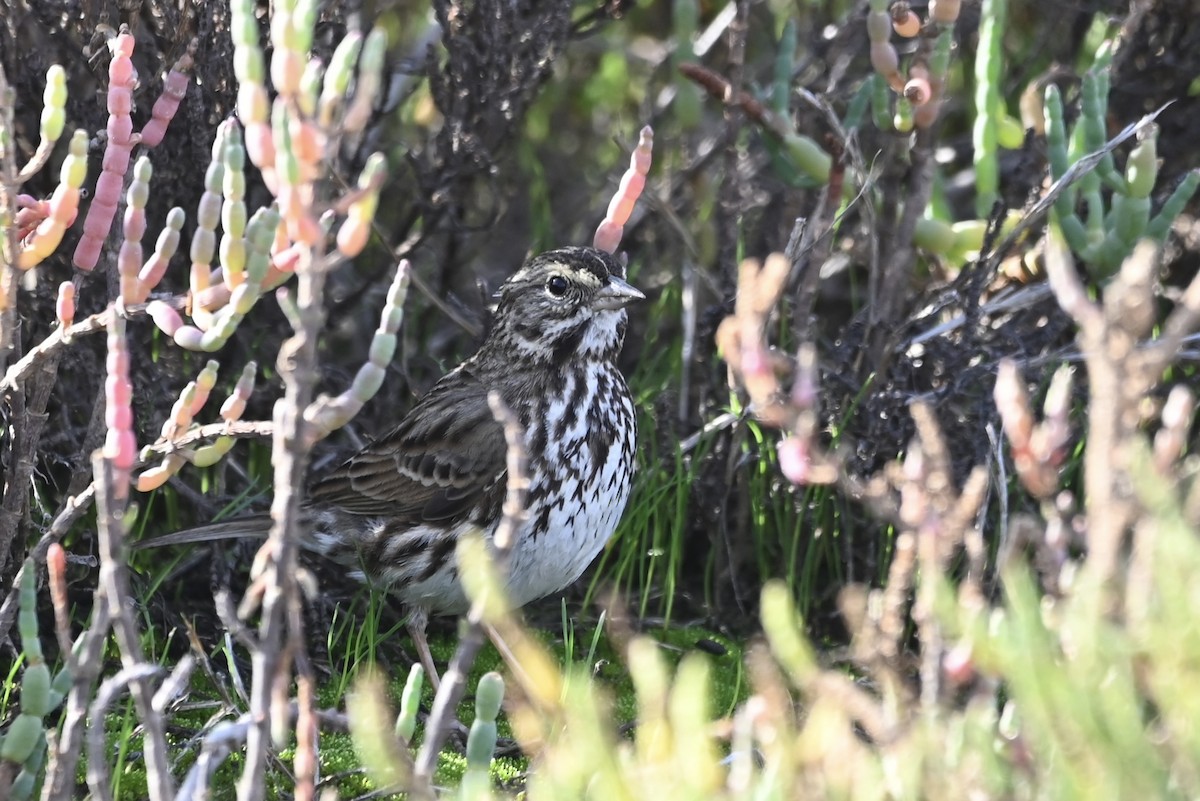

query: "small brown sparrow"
left=148, top=246, right=644, bottom=684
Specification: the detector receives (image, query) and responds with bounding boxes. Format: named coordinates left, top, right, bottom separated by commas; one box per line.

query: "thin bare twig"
left=679, top=257, right=697, bottom=423
left=1143, top=255, right=1200, bottom=373
left=140, top=420, right=274, bottom=457
left=291, top=592, right=318, bottom=801
left=414, top=392, right=529, bottom=782
left=720, top=0, right=748, bottom=290
left=179, top=718, right=256, bottom=801
left=791, top=157, right=845, bottom=343
left=86, top=664, right=168, bottom=801
left=153, top=654, right=197, bottom=714
left=679, top=410, right=739, bottom=453
left=0, top=274, right=82, bottom=579
left=176, top=704, right=351, bottom=801
left=0, top=298, right=178, bottom=393
left=0, top=61, right=22, bottom=365
left=238, top=249, right=339, bottom=801
left=43, top=597, right=112, bottom=801
left=94, top=452, right=176, bottom=801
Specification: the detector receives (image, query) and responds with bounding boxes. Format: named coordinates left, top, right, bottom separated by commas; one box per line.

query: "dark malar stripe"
left=550, top=322, right=588, bottom=364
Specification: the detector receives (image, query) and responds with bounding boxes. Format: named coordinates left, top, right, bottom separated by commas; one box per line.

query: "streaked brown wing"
left=308, top=367, right=507, bottom=524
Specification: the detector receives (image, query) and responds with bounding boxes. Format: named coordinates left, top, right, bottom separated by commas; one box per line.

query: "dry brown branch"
left=1036, top=227, right=1200, bottom=611
left=868, top=125, right=938, bottom=370
left=0, top=298, right=184, bottom=393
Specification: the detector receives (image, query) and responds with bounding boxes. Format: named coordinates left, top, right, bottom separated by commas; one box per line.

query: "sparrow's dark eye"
left=546, top=275, right=570, bottom=297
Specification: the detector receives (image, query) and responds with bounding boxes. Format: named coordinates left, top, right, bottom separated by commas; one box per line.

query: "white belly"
left=505, top=366, right=635, bottom=606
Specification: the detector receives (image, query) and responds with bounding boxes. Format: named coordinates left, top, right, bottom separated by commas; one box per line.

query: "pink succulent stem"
left=73, top=31, right=139, bottom=271
left=139, top=46, right=195, bottom=147
left=594, top=125, right=654, bottom=254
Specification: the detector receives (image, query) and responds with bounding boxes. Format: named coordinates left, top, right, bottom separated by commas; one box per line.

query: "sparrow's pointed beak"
left=593, top=275, right=645, bottom=311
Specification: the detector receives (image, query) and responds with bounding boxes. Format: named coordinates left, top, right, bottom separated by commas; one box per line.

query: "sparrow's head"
left=488, top=246, right=644, bottom=365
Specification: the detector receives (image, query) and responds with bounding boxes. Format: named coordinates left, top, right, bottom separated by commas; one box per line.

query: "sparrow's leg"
left=407, top=609, right=441, bottom=691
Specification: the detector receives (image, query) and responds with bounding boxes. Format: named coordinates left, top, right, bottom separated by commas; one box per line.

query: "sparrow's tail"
left=132, top=517, right=274, bottom=550
left=134, top=512, right=372, bottom=587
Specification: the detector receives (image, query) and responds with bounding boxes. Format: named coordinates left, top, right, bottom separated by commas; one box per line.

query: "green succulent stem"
left=973, top=0, right=1006, bottom=216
